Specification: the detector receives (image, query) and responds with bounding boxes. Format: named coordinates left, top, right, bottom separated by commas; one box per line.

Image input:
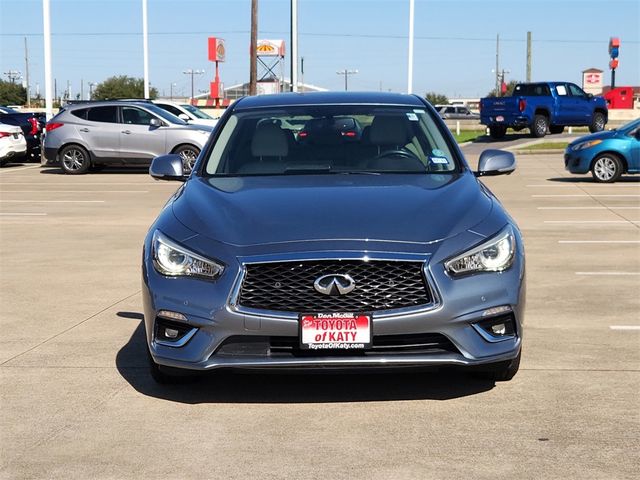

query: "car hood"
left=568, top=129, right=618, bottom=147
left=171, top=173, right=493, bottom=247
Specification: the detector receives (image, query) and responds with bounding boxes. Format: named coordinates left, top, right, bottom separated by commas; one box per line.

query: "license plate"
left=300, top=313, right=371, bottom=350
left=496, top=115, right=504, bottom=122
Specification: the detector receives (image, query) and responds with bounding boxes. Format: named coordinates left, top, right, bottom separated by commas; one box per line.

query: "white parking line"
left=527, top=184, right=640, bottom=188
left=0, top=212, right=47, bottom=216
left=545, top=220, right=640, bottom=224
left=0, top=182, right=174, bottom=186
left=0, top=165, right=40, bottom=174
left=559, top=240, right=640, bottom=244
left=0, top=190, right=148, bottom=193
left=538, top=206, right=640, bottom=210
left=0, top=200, right=105, bottom=203
left=533, top=194, right=640, bottom=198
left=609, top=326, right=640, bottom=331
left=576, top=272, right=640, bottom=276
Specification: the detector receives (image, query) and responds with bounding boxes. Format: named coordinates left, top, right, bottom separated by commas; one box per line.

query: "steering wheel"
left=375, top=148, right=421, bottom=161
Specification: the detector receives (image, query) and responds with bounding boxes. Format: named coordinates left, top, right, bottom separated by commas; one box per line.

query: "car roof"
left=63, top=101, right=155, bottom=109
left=232, top=91, right=426, bottom=111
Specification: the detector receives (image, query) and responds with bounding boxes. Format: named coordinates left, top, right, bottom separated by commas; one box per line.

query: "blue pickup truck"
left=480, top=82, right=608, bottom=139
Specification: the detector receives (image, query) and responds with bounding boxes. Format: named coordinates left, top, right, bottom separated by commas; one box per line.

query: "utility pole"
left=336, top=69, right=358, bottom=91
left=290, top=0, right=298, bottom=92
left=495, top=33, right=500, bottom=97
left=80, top=79, right=84, bottom=101
left=43, top=0, right=53, bottom=119
left=88, top=82, right=96, bottom=100
left=526, top=31, right=532, bottom=82
left=24, top=37, right=30, bottom=107
left=407, top=0, right=415, bottom=94
left=4, top=70, right=21, bottom=83
left=170, top=82, right=176, bottom=100
left=300, top=57, right=305, bottom=91
left=249, top=0, right=258, bottom=95
left=183, top=69, right=204, bottom=102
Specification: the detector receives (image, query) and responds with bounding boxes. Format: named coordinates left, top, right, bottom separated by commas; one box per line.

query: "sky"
left=1, top=0, right=639, bottom=100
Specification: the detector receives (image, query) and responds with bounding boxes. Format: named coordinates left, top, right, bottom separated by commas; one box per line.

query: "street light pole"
left=142, top=0, right=150, bottom=98
left=290, top=0, right=298, bottom=92
left=407, top=0, right=415, bottom=94
left=183, top=69, right=204, bottom=103
left=336, top=69, right=358, bottom=91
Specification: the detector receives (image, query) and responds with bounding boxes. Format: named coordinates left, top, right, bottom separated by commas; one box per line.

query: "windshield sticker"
left=430, top=156, right=449, bottom=164
left=432, top=149, right=447, bottom=157
left=406, top=112, right=419, bottom=121
left=413, top=109, right=426, bottom=114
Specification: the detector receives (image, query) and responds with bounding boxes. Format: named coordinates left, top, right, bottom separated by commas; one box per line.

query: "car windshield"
left=180, top=104, right=214, bottom=119
left=204, top=105, right=459, bottom=176
left=142, top=104, right=188, bottom=125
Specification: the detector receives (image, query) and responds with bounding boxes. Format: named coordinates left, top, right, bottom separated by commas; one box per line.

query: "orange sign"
left=256, top=39, right=285, bottom=57
left=208, top=37, right=225, bottom=62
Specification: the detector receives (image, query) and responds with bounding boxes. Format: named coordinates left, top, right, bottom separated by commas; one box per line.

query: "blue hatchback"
left=565, top=118, right=640, bottom=182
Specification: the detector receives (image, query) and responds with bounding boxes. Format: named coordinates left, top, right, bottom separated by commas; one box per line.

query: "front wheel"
left=589, top=112, right=606, bottom=133
left=531, top=115, right=548, bottom=138
left=591, top=154, right=623, bottom=183
left=59, top=145, right=91, bottom=174
left=174, top=145, right=200, bottom=174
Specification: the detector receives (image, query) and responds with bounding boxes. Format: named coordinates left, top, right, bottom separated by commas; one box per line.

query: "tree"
left=485, top=80, right=520, bottom=98
left=0, top=80, right=27, bottom=105
left=92, top=76, right=158, bottom=100
left=424, top=91, right=449, bottom=106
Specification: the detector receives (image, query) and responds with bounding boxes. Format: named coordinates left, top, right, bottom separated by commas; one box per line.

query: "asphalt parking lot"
left=1, top=149, right=639, bottom=479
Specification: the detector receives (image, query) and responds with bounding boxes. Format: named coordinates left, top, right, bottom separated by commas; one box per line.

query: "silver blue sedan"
left=142, top=92, right=525, bottom=383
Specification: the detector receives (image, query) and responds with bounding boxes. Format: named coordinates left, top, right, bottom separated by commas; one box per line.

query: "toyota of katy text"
left=142, top=92, right=526, bottom=384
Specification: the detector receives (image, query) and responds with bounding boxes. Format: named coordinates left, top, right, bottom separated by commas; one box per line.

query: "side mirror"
left=150, top=154, right=185, bottom=181
left=150, top=118, right=162, bottom=128
left=476, top=149, right=516, bottom=177
left=178, top=113, right=190, bottom=121
left=587, top=93, right=594, bottom=99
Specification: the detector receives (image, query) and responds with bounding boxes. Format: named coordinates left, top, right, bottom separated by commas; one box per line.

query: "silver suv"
left=43, top=101, right=213, bottom=174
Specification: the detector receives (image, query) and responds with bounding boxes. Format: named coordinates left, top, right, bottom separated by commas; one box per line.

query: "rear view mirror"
left=476, top=149, right=516, bottom=177
left=150, top=154, right=185, bottom=181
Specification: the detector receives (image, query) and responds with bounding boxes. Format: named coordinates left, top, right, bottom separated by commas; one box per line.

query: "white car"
left=151, top=100, right=219, bottom=127
left=0, top=123, right=27, bottom=167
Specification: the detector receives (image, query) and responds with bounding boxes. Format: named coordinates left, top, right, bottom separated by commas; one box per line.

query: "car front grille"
left=237, top=260, right=432, bottom=313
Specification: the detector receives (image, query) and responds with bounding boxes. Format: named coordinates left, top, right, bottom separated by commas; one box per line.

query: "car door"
left=119, top=106, right=167, bottom=163
left=567, top=83, right=592, bottom=125
left=552, top=83, right=573, bottom=125
left=81, top=106, right=121, bottom=161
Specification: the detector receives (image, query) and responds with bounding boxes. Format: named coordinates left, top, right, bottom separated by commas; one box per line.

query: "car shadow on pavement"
left=472, top=133, right=532, bottom=143
left=39, top=166, right=150, bottom=175
left=115, top=312, right=496, bottom=404
left=547, top=176, right=640, bottom=183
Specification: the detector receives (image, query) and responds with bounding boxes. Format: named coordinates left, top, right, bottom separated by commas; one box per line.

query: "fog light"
left=158, top=310, right=188, bottom=322
left=491, top=323, right=507, bottom=335
left=164, top=328, right=180, bottom=339
left=473, top=313, right=517, bottom=342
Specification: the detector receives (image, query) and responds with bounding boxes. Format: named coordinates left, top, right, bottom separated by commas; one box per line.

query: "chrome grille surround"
left=229, top=254, right=441, bottom=319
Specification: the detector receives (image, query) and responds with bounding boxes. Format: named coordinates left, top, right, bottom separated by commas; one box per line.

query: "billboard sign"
left=208, top=37, right=226, bottom=62
left=257, top=39, right=285, bottom=57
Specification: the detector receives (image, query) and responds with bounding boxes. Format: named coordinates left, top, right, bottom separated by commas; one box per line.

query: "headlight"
left=571, top=139, right=602, bottom=151
left=445, top=225, right=516, bottom=276
left=152, top=230, right=224, bottom=279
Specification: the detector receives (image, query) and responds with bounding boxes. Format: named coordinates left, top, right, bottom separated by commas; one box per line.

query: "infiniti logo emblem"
left=313, top=274, right=356, bottom=296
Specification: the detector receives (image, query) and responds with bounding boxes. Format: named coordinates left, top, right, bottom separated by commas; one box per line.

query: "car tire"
left=475, top=350, right=521, bottom=382
left=531, top=115, right=548, bottom=138
left=174, top=145, right=200, bottom=175
left=59, top=145, right=91, bottom=174
left=549, top=125, right=564, bottom=134
left=591, top=153, right=623, bottom=183
left=147, top=346, right=200, bottom=384
left=589, top=112, right=606, bottom=133
left=489, top=126, right=506, bottom=140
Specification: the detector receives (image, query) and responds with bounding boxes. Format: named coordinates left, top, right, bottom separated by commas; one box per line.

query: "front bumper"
left=142, top=242, right=525, bottom=372
left=564, top=150, right=591, bottom=173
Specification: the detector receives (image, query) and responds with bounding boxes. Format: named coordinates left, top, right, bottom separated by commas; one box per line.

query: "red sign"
left=585, top=73, right=601, bottom=84
left=208, top=37, right=225, bottom=63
